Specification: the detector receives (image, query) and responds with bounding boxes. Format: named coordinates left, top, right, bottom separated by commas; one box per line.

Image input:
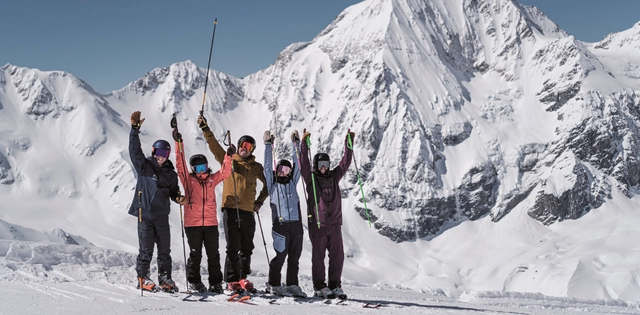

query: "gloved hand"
left=130, top=111, right=145, bottom=129
left=226, top=144, right=236, bottom=156
left=302, top=128, right=311, bottom=142
left=253, top=201, right=263, bottom=213
left=291, top=130, right=300, bottom=143
left=176, top=196, right=187, bottom=205
left=346, top=129, right=355, bottom=143
left=263, top=131, right=273, bottom=144
left=172, top=129, right=182, bottom=142
left=197, top=115, right=208, bottom=129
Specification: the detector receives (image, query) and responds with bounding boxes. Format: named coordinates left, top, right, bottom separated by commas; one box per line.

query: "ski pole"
left=305, top=133, right=321, bottom=229
left=271, top=134, right=284, bottom=223
left=170, top=114, right=191, bottom=291
left=256, top=210, right=270, bottom=263
left=347, top=131, right=371, bottom=227
left=227, top=131, right=242, bottom=228
left=200, top=18, right=218, bottom=117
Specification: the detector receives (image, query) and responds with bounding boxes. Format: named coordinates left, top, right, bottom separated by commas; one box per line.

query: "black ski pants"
left=136, top=215, right=172, bottom=282
left=268, top=220, right=304, bottom=286
left=185, top=226, right=223, bottom=286
left=222, top=208, right=256, bottom=282
left=309, top=224, right=344, bottom=291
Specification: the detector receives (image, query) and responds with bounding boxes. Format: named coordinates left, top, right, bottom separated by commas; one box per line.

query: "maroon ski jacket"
left=300, top=138, right=353, bottom=228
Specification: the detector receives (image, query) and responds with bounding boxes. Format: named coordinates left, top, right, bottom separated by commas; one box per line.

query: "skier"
left=172, top=127, right=235, bottom=294
left=128, top=111, right=185, bottom=293
left=300, top=129, right=354, bottom=299
left=262, top=130, right=307, bottom=298
left=197, top=115, right=269, bottom=293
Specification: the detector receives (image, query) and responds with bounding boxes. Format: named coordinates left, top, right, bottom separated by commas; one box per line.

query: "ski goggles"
left=276, top=164, right=292, bottom=175
left=193, top=163, right=208, bottom=173
left=240, top=141, right=255, bottom=152
left=154, top=148, right=170, bottom=158
left=317, top=160, right=330, bottom=170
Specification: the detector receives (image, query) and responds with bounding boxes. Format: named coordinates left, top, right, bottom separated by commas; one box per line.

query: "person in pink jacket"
left=173, top=128, right=234, bottom=294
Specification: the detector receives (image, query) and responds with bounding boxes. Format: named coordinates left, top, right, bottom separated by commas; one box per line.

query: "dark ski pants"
left=309, top=224, right=344, bottom=291
left=136, top=215, right=172, bottom=282
left=185, top=226, right=223, bottom=286
left=268, top=220, right=304, bottom=287
left=222, top=208, right=256, bottom=282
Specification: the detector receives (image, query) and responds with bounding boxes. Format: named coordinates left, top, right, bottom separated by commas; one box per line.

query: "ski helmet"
left=237, top=135, right=256, bottom=153
left=275, top=159, right=293, bottom=184
left=313, top=153, right=330, bottom=171
left=189, top=154, right=208, bottom=166
left=189, top=154, right=209, bottom=173
left=152, top=140, right=171, bottom=158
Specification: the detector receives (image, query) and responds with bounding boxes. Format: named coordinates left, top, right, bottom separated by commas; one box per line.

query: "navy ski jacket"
left=128, top=127, right=181, bottom=221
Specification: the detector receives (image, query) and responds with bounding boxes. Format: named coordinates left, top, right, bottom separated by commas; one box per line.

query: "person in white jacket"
left=262, top=130, right=307, bottom=298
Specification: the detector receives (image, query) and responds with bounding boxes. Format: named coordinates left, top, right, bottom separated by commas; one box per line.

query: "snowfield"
left=2, top=218, right=640, bottom=315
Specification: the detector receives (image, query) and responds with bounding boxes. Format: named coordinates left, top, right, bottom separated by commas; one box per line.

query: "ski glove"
left=291, top=130, right=300, bottom=143
left=130, top=111, right=145, bottom=129
left=253, top=201, right=263, bottom=213
left=302, top=130, right=311, bottom=142
left=226, top=144, right=236, bottom=156
left=172, top=129, right=182, bottom=142
left=197, top=115, right=208, bottom=129
left=263, top=131, right=274, bottom=144
left=346, top=130, right=355, bottom=143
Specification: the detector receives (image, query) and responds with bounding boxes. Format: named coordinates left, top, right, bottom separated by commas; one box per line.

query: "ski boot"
left=239, top=278, right=257, bottom=294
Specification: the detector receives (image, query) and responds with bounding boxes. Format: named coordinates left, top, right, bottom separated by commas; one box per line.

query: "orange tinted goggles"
left=240, top=141, right=255, bottom=152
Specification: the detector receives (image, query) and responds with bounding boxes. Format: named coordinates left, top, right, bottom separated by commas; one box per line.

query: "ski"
left=227, top=292, right=252, bottom=303
left=363, top=303, right=382, bottom=309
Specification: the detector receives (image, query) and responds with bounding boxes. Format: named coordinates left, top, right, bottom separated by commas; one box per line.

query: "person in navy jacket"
left=128, top=111, right=185, bottom=292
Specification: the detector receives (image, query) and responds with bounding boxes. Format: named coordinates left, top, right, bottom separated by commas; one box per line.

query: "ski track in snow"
left=2, top=242, right=640, bottom=314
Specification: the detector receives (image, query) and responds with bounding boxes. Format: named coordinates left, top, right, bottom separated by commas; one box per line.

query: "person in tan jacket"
left=197, top=115, right=268, bottom=293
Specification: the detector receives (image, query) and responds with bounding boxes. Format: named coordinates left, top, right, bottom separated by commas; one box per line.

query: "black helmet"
left=313, top=153, right=330, bottom=170
left=237, top=135, right=256, bottom=153
left=189, top=154, right=208, bottom=166
left=275, top=159, right=293, bottom=184
left=276, top=159, right=292, bottom=170
left=152, top=140, right=171, bottom=157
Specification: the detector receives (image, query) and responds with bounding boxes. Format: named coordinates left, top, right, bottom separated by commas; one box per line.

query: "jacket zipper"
left=138, top=191, right=143, bottom=222
left=201, top=180, right=206, bottom=227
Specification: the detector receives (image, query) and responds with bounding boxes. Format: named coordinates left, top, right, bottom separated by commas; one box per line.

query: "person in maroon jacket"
left=172, top=128, right=234, bottom=294
left=299, top=129, right=354, bottom=300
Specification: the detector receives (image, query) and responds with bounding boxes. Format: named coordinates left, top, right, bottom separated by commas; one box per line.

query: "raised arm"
left=174, top=140, right=188, bottom=187
left=334, top=131, right=354, bottom=181
left=128, top=111, right=147, bottom=173
left=212, top=154, right=233, bottom=186
left=299, top=130, right=312, bottom=186
left=263, top=136, right=275, bottom=195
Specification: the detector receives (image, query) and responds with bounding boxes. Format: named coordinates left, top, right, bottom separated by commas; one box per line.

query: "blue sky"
left=1, top=0, right=638, bottom=93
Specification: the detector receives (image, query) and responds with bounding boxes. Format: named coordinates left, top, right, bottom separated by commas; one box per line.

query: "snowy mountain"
left=2, top=0, right=640, bottom=306
left=243, top=0, right=640, bottom=244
